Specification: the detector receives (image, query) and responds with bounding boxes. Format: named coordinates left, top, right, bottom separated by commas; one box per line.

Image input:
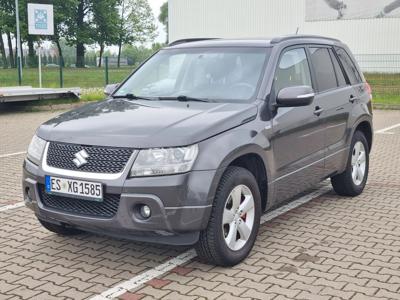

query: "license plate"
left=45, top=176, right=103, bottom=201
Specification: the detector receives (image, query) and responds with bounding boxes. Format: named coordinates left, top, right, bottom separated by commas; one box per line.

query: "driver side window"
left=274, top=48, right=312, bottom=95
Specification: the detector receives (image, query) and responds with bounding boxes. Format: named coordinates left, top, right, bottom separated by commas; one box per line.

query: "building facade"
left=169, top=0, right=400, bottom=72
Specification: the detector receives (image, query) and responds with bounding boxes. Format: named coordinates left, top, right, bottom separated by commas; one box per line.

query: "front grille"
left=46, top=142, right=133, bottom=173
left=38, top=185, right=120, bottom=218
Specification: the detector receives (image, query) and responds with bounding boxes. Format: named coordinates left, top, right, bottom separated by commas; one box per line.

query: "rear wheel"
left=331, top=131, right=369, bottom=196
left=38, top=219, right=82, bottom=236
left=195, top=166, right=261, bottom=266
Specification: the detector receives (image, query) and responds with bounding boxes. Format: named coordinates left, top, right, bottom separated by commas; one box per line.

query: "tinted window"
left=335, top=47, right=363, bottom=84
left=309, top=47, right=337, bottom=92
left=274, top=48, right=312, bottom=94
left=329, top=49, right=347, bottom=87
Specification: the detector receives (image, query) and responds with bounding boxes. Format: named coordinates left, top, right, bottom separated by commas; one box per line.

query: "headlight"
left=27, top=135, right=46, bottom=165
left=130, top=144, right=198, bottom=177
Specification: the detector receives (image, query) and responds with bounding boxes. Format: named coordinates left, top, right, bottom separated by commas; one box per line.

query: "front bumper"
left=22, top=157, right=220, bottom=245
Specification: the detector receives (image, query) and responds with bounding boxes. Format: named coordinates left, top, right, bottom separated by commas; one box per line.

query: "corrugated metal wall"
left=169, top=0, right=400, bottom=56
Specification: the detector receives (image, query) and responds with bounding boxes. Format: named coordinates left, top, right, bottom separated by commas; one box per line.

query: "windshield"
left=114, top=47, right=271, bottom=102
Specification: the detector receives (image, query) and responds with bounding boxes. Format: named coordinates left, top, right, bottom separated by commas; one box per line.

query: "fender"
left=192, top=119, right=274, bottom=210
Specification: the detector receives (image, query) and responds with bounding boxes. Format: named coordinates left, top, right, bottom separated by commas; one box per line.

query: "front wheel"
left=331, top=130, right=369, bottom=196
left=195, top=166, right=261, bottom=266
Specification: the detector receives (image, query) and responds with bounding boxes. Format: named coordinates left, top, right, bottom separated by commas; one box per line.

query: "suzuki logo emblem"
left=73, top=149, right=89, bottom=168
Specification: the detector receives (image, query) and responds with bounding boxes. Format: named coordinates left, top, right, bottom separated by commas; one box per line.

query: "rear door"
left=307, top=46, right=353, bottom=176
left=271, top=47, right=325, bottom=202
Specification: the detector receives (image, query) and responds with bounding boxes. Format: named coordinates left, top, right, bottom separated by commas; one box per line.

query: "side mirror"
left=276, top=86, right=314, bottom=107
left=104, top=83, right=119, bottom=96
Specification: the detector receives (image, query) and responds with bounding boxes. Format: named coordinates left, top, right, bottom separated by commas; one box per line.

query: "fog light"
left=24, top=187, right=32, bottom=203
left=140, top=205, right=151, bottom=219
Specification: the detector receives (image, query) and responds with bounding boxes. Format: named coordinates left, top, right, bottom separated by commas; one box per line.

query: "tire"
left=38, top=218, right=82, bottom=236
left=195, top=166, right=261, bottom=266
left=331, top=130, right=369, bottom=196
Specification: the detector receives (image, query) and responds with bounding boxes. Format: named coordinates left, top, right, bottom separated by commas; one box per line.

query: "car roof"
left=166, top=35, right=341, bottom=49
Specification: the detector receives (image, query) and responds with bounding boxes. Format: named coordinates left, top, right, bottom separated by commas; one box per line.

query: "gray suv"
left=23, top=35, right=373, bottom=266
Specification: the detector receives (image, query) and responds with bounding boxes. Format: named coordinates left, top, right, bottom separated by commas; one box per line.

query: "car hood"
left=37, top=99, right=258, bottom=148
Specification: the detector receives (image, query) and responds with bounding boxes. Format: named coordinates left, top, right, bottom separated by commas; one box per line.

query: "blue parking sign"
left=34, top=9, right=48, bottom=30
left=28, top=3, right=54, bottom=35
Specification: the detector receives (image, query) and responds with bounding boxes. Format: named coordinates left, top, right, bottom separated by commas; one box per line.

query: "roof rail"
left=168, top=38, right=220, bottom=46
left=270, top=35, right=340, bottom=44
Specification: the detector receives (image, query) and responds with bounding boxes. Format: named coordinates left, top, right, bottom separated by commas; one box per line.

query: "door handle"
left=349, top=95, right=359, bottom=103
left=314, top=106, right=324, bottom=116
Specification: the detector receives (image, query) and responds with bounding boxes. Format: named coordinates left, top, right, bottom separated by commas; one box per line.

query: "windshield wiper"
left=112, top=93, right=154, bottom=101
left=158, top=95, right=212, bottom=103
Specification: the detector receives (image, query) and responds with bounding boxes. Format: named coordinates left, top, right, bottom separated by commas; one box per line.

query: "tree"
left=6, top=31, right=14, bottom=67
left=0, top=6, right=9, bottom=68
left=62, top=0, right=121, bottom=68
left=51, top=0, right=77, bottom=65
left=158, top=1, right=168, bottom=43
left=0, top=0, right=16, bottom=67
left=62, top=0, right=93, bottom=67
left=75, top=0, right=91, bottom=67
left=116, top=0, right=156, bottom=67
left=92, top=0, right=119, bottom=67
left=0, top=29, right=8, bottom=68
left=122, top=44, right=152, bottom=66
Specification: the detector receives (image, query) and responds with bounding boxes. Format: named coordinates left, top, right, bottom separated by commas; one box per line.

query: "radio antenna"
left=295, top=27, right=300, bottom=34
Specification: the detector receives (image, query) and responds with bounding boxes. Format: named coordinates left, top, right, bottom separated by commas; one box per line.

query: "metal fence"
left=354, top=54, right=400, bottom=101
left=0, top=57, right=133, bottom=89
left=0, top=54, right=399, bottom=102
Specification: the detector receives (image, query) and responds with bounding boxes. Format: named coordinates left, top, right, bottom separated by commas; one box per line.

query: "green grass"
left=373, top=95, right=400, bottom=106
left=0, top=67, right=133, bottom=88
left=364, top=73, right=400, bottom=105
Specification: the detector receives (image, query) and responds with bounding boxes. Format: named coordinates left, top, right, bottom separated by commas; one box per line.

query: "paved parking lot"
left=0, top=108, right=399, bottom=300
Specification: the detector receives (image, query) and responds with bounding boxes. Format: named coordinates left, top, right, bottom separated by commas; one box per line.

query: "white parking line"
left=91, top=184, right=331, bottom=300
left=0, top=202, right=25, bottom=212
left=0, top=151, right=26, bottom=158
left=376, top=123, right=400, bottom=134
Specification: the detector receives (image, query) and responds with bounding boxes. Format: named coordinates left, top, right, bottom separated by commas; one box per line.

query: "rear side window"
left=274, top=48, right=312, bottom=94
left=309, top=47, right=337, bottom=92
left=329, top=49, right=347, bottom=87
left=335, top=47, right=363, bottom=84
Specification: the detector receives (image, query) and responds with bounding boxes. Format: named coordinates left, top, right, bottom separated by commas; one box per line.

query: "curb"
left=0, top=102, right=88, bottom=113
left=373, top=103, right=400, bottom=110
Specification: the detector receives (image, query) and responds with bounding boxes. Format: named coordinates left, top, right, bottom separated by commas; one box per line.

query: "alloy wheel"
left=222, top=184, right=255, bottom=251
left=351, top=141, right=366, bottom=186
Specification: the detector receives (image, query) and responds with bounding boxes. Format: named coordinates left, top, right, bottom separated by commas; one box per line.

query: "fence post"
left=17, top=57, right=22, bottom=86
left=38, top=47, right=42, bottom=88
left=59, top=56, right=64, bottom=88
left=105, top=56, right=109, bottom=85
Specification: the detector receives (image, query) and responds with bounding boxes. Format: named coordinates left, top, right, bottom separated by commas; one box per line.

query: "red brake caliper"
left=240, top=197, right=247, bottom=221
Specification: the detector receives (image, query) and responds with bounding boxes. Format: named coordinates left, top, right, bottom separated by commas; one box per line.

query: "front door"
left=270, top=47, right=325, bottom=203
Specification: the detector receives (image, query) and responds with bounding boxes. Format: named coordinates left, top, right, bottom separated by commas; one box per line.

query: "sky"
left=149, top=0, right=168, bottom=44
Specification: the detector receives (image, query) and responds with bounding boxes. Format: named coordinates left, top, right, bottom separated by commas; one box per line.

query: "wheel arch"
left=339, top=116, right=373, bottom=175
left=354, top=120, right=373, bottom=152
left=211, top=144, right=270, bottom=212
